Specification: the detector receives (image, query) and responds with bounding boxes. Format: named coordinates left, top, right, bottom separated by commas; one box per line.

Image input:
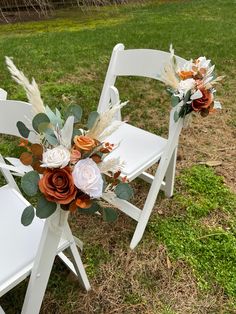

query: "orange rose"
left=74, top=135, right=96, bottom=151
left=179, top=71, right=194, bottom=80
left=38, top=167, right=76, bottom=205
left=192, top=88, right=214, bottom=117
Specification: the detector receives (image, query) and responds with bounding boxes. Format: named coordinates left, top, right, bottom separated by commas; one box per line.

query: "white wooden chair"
left=99, top=44, right=187, bottom=249
left=0, top=90, right=90, bottom=314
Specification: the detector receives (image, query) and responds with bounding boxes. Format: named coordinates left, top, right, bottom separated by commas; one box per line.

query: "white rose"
left=41, top=145, right=70, bottom=168
left=177, top=78, right=195, bottom=94
left=196, top=56, right=211, bottom=69
left=72, top=158, right=103, bottom=199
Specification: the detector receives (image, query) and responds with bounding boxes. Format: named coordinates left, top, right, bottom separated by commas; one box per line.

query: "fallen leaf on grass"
left=198, top=161, right=222, bottom=167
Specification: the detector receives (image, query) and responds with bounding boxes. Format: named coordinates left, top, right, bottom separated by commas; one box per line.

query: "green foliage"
left=87, top=111, right=99, bottom=129
left=44, top=132, right=59, bottom=145
left=150, top=166, right=236, bottom=296
left=173, top=110, right=179, bottom=122
left=78, top=201, right=100, bottom=214
left=21, top=205, right=35, bottom=226
left=21, top=171, right=40, bottom=196
left=36, top=195, right=57, bottom=218
left=171, top=95, right=180, bottom=107
left=115, top=182, right=133, bottom=201
left=32, top=113, right=50, bottom=133
left=16, top=121, right=30, bottom=138
left=102, top=207, right=118, bottom=222
left=64, top=104, right=82, bottom=123
left=45, top=106, right=63, bottom=128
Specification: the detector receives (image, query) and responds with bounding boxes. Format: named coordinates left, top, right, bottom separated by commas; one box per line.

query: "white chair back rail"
left=99, top=44, right=186, bottom=249
left=0, top=100, right=38, bottom=143
left=98, top=43, right=186, bottom=114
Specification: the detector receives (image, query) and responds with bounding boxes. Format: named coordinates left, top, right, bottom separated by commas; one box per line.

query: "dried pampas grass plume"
left=5, top=56, right=45, bottom=114
left=87, top=101, right=128, bottom=141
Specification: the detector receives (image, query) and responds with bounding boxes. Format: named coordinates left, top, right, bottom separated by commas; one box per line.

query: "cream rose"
left=72, top=158, right=103, bottom=198
left=41, top=145, right=70, bottom=168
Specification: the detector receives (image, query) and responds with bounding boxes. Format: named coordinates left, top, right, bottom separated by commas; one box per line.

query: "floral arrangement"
left=161, top=45, right=223, bottom=121
left=5, top=57, right=133, bottom=226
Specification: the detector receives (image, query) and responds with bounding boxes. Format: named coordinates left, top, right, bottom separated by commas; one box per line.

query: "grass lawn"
left=0, top=0, right=236, bottom=313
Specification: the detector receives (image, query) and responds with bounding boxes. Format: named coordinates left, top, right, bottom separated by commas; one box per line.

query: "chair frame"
left=0, top=92, right=90, bottom=314
left=99, top=44, right=185, bottom=249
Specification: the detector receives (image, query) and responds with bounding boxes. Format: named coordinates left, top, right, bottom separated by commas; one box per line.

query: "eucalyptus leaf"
left=78, top=202, right=101, bottom=214
left=36, top=195, right=57, bottom=218
left=65, top=104, right=82, bottom=123
left=16, top=121, right=30, bottom=138
left=44, top=127, right=55, bottom=136
left=73, top=128, right=82, bottom=137
left=32, top=113, right=50, bottom=133
left=21, top=171, right=40, bottom=196
left=21, top=205, right=35, bottom=226
left=45, top=106, right=63, bottom=128
left=38, top=122, right=50, bottom=133
left=174, top=110, right=180, bottom=122
left=87, top=111, right=99, bottom=129
left=102, top=207, right=118, bottom=222
left=171, top=95, right=180, bottom=107
left=44, top=133, right=58, bottom=145
left=184, top=89, right=191, bottom=104
left=115, top=183, right=133, bottom=201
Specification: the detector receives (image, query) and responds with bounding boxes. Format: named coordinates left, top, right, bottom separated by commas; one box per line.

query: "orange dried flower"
left=74, top=135, right=96, bottom=151
left=179, top=71, right=194, bottom=80
left=76, top=195, right=92, bottom=208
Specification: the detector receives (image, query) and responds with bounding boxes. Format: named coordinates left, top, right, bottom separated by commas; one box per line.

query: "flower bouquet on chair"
left=5, top=57, right=133, bottom=226
left=161, top=45, right=223, bottom=122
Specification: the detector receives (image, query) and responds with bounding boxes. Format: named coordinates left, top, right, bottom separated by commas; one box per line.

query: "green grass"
left=150, top=166, right=236, bottom=296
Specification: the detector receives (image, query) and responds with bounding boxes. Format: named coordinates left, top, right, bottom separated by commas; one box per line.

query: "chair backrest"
left=0, top=98, right=38, bottom=143
left=97, top=43, right=187, bottom=137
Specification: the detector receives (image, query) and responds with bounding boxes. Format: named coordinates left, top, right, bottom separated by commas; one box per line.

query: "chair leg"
left=130, top=144, right=179, bottom=249
left=163, top=146, right=177, bottom=198
left=63, top=223, right=91, bottom=291
left=130, top=172, right=163, bottom=250
left=21, top=209, right=68, bottom=314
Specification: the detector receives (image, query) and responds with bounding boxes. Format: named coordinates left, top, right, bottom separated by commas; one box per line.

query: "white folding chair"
left=99, top=43, right=187, bottom=249
left=0, top=92, right=90, bottom=314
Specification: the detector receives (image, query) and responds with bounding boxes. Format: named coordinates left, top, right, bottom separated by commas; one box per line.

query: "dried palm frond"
left=87, top=101, right=128, bottom=140
left=161, top=63, right=180, bottom=90
left=5, top=56, right=45, bottom=114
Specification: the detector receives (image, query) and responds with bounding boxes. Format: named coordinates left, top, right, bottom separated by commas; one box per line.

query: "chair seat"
left=0, top=186, right=44, bottom=296
left=104, top=123, right=167, bottom=180
left=0, top=185, right=68, bottom=297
